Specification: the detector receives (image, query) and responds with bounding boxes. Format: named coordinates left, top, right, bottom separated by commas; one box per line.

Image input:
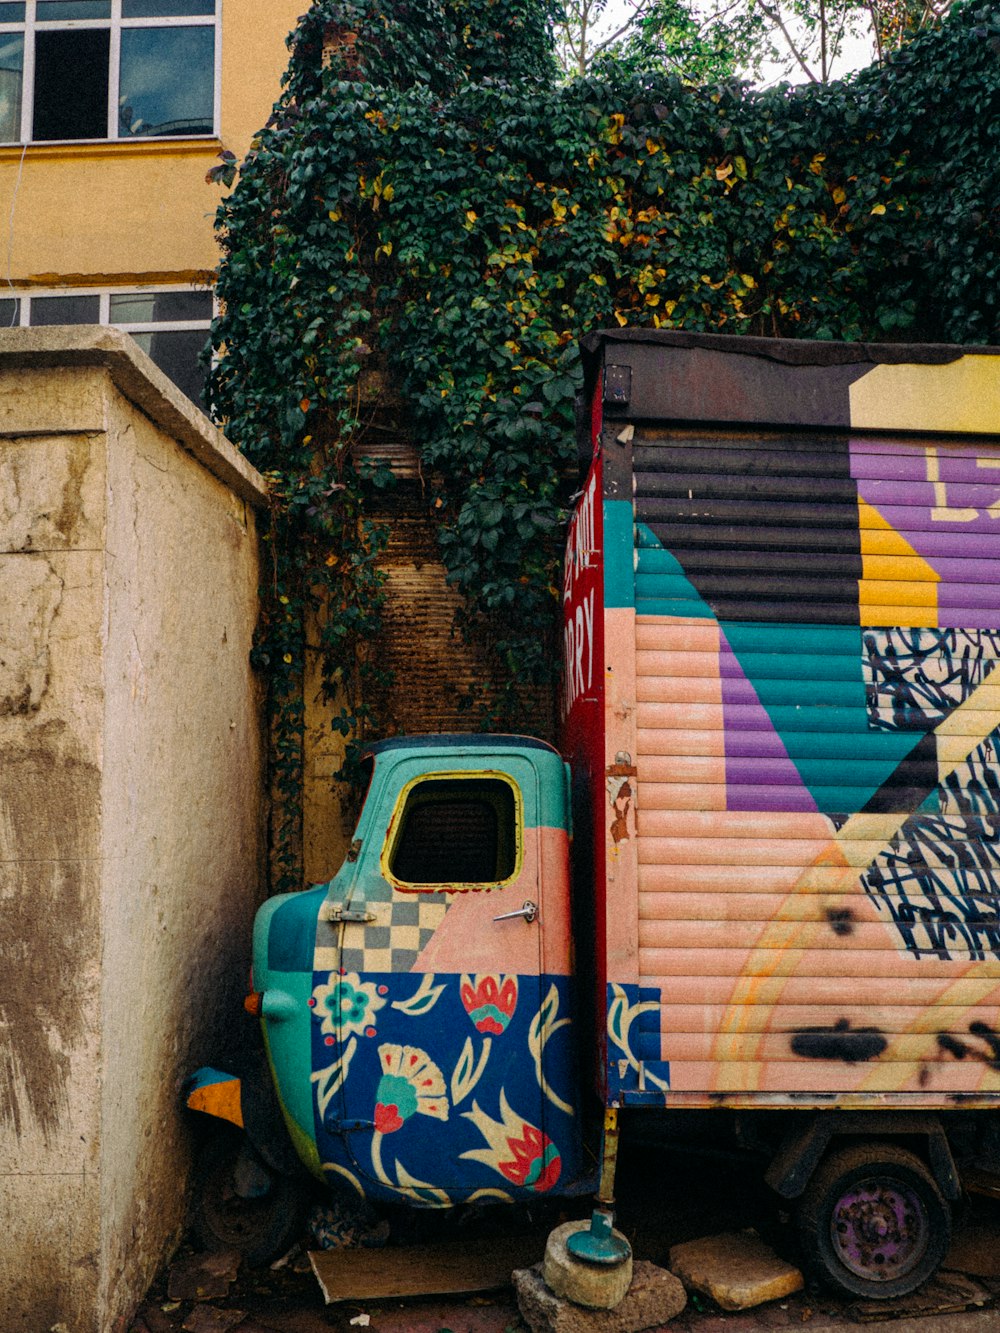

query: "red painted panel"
left=560, top=385, right=607, bottom=1096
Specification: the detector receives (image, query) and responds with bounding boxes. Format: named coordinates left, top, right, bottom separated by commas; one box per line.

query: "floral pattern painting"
left=309, top=969, right=586, bottom=1206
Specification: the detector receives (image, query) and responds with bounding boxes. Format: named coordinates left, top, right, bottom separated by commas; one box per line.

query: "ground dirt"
left=129, top=1136, right=1000, bottom=1333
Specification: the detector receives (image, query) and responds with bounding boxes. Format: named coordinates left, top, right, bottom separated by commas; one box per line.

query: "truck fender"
left=764, top=1111, right=961, bottom=1202
left=186, top=1066, right=244, bottom=1129
left=185, top=1058, right=303, bottom=1179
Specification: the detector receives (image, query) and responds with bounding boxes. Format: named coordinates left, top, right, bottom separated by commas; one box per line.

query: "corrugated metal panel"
left=632, top=427, right=1000, bottom=1101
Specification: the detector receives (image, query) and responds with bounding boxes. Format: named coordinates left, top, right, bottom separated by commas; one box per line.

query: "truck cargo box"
left=563, top=331, right=1000, bottom=1111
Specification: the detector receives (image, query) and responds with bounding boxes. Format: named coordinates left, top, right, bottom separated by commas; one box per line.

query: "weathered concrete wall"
left=0, top=328, right=268, bottom=1332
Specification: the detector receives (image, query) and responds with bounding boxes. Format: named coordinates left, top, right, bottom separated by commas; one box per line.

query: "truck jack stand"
left=566, top=1206, right=631, bottom=1265
left=566, top=1108, right=632, bottom=1266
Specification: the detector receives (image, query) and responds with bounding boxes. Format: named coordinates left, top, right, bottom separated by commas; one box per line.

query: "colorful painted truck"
left=189, top=331, right=1000, bottom=1298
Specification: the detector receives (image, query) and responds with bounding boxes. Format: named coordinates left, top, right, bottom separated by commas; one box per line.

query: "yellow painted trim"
left=858, top=497, right=938, bottom=627
left=849, top=356, right=1000, bottom=435
left=380, top=769, right=524, bottom=892
left=0, top=138, right=222, bottom=164
left=858, top=580, right=938, bottom=608
left=859, top=606, right=938, bottom=627
left=18, top=271, right=216, bottom=288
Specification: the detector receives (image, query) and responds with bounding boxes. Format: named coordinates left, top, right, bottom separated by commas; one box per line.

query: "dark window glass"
left=0, top=34, right=22, bottom=141
left=33, top=28, right=109, bottom=140
left=109, top=289, right=212, bottom=322
left=0, top=296, right=20, bottom=326
left=119, top=25, right=213, bottom=137
left=37, top=1, right=110, bottom=18
left=30, top=293, right=100, bottom=323
left=0, top=5, right=26, bottom=22
left=389, top=778, right=517, bottom=885
left=131, top=327, right=208, bottom=406
left=123, top=0, right=214, bottom=15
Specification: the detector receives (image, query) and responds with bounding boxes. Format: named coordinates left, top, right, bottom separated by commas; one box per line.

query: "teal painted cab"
left=257, top=734, right=590, bottom=1207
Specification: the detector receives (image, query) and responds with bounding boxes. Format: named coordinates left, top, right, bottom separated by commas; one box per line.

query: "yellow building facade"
left=0, top=0, right=303, bottom=403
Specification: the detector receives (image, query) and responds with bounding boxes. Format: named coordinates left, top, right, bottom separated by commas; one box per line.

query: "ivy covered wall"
left=208, top=0, right=1000, bottom=888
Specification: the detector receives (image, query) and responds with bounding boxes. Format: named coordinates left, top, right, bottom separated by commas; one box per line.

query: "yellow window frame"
left=380, top=769, right=524, bottom=892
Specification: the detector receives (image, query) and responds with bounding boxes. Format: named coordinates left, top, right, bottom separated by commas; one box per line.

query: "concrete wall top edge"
left=0, top=325, right=268, bottom=509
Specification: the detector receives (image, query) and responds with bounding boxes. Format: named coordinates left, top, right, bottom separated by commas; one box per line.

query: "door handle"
left=494, top=899, right=537, bottom=924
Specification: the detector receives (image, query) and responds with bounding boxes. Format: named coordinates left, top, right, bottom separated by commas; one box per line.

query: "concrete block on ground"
left=668, top=1229, right=804, bottom=1312
left=542, top=1221, right=633, bottom=1309
left=514, top=1259, right=686, bottom=1332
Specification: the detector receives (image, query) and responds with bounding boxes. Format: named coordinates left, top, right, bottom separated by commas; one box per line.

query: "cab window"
left=387, top=776, right=519, bottom=886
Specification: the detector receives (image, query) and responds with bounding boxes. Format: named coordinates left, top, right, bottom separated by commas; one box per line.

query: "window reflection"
left=37, top=1, right=110, bottom=18
left=34, top=28, right=109, bottom=140
left=110, top=290, right=212, bottom=323
left=0, top=34, right=21, bottom=142
left=123, top=0, right=214, bottom=15
left=130, top=328, right=208, bottom=407
left=119, top=25, right=213, bottom=137
left=31, top=294, right=101, bottom=324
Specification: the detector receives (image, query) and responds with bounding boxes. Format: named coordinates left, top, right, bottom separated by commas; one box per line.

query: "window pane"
left=0, top=34, right=22, bottom=142
left=33, top=28, right=108, bottom=139
left=119, top=25, right=213, bottom=137
left=37, top=1, right=110, bottom=18
left=389, top=778, right=517, bottom=884
left=131, top=328, right=208, bottom=406
left=123, top=0, right=215, bottom=16
left=109, top=289, right=212, bottom=323
left=30, top=294, right=100, bottom=324
left=0, top=5, right=26, bottom=22
left=0, top=297, right=20, bottom=326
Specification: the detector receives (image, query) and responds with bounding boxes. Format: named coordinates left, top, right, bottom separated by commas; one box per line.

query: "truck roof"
left=363, top=733, right=560, bottom=758
left=580, top=329, right=1000, bottom=436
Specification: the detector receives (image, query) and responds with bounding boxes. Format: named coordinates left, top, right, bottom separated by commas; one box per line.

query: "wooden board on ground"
left=309, top=1232, right=548, bottom=1304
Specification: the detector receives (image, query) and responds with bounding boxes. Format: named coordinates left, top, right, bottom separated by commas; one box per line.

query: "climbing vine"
left=208, top=0, right=1000, bottom=889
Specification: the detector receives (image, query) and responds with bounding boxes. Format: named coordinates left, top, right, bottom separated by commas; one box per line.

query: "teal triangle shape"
left=721, top=620, right=926, bottom=816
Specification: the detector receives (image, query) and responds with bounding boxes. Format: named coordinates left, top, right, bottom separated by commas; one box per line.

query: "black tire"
left=191, top=1130, right=307, bottom=1266
left=797, top=1141, right=950, bottom=1300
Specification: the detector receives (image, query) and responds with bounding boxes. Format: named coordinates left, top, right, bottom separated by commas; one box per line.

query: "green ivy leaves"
left=209, top=0, right=999, bottom=889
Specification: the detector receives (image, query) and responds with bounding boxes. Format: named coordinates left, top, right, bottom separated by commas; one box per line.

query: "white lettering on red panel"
left=561, top=467, right=599, bottom=719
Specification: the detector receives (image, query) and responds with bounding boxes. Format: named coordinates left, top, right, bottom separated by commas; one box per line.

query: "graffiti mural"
left=619, top=428, right=1000, bottom=1096
left=863, top=628, right=1000, bottom=732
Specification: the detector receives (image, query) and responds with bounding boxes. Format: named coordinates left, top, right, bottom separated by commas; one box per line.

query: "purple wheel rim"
left=829, top=1178, right=929, bottom=1281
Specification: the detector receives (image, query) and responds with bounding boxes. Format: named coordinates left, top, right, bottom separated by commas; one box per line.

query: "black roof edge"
left=578, top=328, right=1000, bottom=402
left=362, top=733, right=560, bottom=760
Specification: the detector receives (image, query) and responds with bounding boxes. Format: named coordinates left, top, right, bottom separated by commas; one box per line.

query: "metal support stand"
left=566, top=1108, right=632, bottom=1266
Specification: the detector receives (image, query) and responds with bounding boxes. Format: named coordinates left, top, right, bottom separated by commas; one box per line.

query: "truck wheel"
left=797, top=1142, right=950, bottom=1300
left=192, top=1131, right=307, bottom=1266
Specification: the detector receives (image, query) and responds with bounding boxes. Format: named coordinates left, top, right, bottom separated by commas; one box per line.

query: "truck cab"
left=249, top=734, right=591, bottom=1206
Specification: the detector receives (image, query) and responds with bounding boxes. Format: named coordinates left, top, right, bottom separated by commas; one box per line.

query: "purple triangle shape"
left=719, top=630, right=819, bottom=813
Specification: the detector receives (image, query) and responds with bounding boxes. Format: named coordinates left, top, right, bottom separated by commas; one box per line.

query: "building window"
left=1, top=285, right=213, bottom=405
left=0, top=0, right=218, bottom=144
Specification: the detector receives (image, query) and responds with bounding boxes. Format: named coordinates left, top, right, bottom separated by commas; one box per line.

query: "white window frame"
left=0, top=0, right=221, bottom=145
left=0, top=282, right=216, bottom=399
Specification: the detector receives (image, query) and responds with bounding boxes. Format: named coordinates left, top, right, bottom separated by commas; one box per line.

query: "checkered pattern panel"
left=340, top=892, right=450, bottom=972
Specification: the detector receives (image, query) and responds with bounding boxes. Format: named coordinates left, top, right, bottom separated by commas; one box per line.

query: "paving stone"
left=181, top=1306, right=247, bottom=1333
left=668, top=1230, right=803, bottom=1312
left=514, top=1259, right=686, bottom=1332
left=167, top=1249, right=242, bottom=1301
left=133, top=1307, right=177, bottom=1333
left=542, top=1221, right=633, bottom=1310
